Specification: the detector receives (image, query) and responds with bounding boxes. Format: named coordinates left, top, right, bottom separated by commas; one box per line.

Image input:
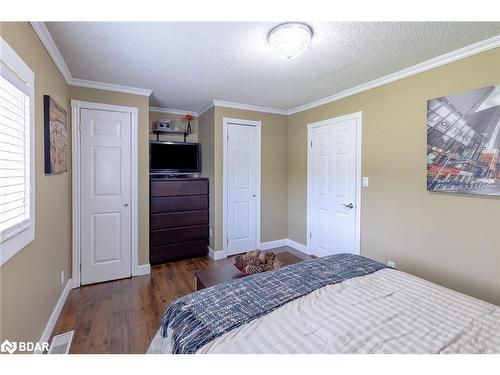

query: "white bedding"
left=148, top=268, right=500, bottom=354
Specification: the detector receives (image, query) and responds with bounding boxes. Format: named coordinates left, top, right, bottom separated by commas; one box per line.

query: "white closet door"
left=226, top=123, right=259, bottom=256
left=80, top=108, right=132, bottom=285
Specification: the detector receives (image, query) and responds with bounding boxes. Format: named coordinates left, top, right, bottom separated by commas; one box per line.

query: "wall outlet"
left=362, top=176, right=369, bottom=187
left=387, top=260, right=396, bottom=268
left=61, top=270, right=65, bottom=285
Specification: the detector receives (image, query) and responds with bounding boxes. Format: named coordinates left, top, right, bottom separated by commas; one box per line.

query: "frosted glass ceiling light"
left=268, top=22, right=313, bottom=60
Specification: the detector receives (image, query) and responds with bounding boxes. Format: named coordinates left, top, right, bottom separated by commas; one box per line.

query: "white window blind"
left=0, top=73, right=31, bottom=241
left=0, top=37, right=35, bottom=265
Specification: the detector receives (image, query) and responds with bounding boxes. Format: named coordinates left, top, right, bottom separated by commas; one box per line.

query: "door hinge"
left=226, top=237, right=229, bottom=245
left=227, top=134, right=229, bottom=141
left=309, top=232, right=312, bottom=238
left=310, top=141, right=312, bottom=147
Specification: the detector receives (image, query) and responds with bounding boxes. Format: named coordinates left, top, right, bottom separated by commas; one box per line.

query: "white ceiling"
left=45, top=22, right=500, bottom=113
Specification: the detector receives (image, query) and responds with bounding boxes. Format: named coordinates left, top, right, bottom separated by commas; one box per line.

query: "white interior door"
left=307, top=114, right=360, bottom=257
left=308, top=125, right=334, bottom=256
left=225, top=121, right=260, bottom=256
left=80, top=108, right=132, bottom=285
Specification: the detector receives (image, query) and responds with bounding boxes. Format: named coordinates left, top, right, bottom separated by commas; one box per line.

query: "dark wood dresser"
left=150, top=177, right=209, bottom=265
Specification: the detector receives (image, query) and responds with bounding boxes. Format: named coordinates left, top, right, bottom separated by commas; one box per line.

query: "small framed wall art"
left=43, top=95, right=67, bottom=175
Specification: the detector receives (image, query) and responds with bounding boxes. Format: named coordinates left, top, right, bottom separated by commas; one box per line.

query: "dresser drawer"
left=150, top=239, right=208, bottom=265
left=151, top=224, right=208, bottom=246
left=151, top=180, right=208, bottom=197
left=151, top=210, right=208, bottom=230
left=151, top=195, right=208, bottom=213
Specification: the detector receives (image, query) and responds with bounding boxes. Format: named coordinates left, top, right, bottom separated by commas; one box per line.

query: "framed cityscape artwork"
left=43, top=95, right=67, bottom=175
left=427, top=84, right=500, bottom=196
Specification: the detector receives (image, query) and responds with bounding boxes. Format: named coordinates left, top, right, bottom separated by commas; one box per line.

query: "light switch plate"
left=362, top=176, right=369, bottom=187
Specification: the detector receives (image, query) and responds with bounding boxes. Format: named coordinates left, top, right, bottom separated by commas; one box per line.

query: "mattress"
left=148, top=268, right=500, bottom=354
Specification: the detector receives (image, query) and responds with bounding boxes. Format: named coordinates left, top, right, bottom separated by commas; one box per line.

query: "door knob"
left=124, top=203, right=129, bottom=207
left=343, top=203, right=354, bottom=209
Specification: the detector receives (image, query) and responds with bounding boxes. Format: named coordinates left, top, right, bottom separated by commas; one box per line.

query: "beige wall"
left=69, top=86, right=150, bottom=265
left=149, top=110, right=198, bottom=143
left=0, top=22, right=71, bottom=342
left=287, top=48, right=500, bottom=305
left=0, top=23, right=152, bottom=343
left=212, top=107, right=288, bottom=251
left=197, top=107, right=216, bottom=248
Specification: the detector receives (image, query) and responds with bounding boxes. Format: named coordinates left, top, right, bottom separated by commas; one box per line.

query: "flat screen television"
left=150, top=142, right=200, bottom=174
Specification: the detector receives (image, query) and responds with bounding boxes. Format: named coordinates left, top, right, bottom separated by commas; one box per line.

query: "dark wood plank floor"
left=50, top=246, right=306, bottom=354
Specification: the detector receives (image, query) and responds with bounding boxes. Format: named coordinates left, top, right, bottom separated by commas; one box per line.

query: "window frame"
left=0, top=37, right=35, bottom=265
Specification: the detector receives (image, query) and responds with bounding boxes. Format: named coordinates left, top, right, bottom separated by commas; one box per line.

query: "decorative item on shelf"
left=183, top=114, right=194, bottom=133
left=155, top=119, right=173, bottom=132
left=43, top=95, right=68, bottom=175
left=234, top=250, right=284, bottom=275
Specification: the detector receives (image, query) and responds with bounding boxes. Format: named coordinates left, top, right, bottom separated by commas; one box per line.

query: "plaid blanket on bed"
left=160, top=253, right=386, bottom=354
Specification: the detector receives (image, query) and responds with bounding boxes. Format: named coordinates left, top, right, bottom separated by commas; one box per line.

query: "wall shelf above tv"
left=154, top=129, right=192, bottom=142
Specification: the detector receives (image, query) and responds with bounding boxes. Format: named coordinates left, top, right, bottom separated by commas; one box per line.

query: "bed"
left=147, top=254, right=500, bottom=354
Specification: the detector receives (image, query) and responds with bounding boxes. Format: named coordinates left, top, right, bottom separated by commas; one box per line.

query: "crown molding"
left=197, top=103, right=215, bottom=117
left=212, top=100, right=288, bottom=115
left=207, top=35, right=500, bottom=116
left=149, top=106, right=197, bottom=116
left=198, top=103, right=214, bottom=117
left=30, top=22, right=499, bottom=114
left=287, top=34, right=500, bottom=115
left=30, top=22, right=153, bottom=97
left=70, top=78, right=153, bottom=96
left=30, top=22, right=73, bottom=83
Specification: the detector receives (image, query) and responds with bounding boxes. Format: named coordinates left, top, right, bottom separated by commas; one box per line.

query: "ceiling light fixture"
left=268, top=22, right=313, bottom=60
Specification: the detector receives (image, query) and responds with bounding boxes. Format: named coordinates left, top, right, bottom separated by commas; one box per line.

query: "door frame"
left=71, top=100, right=139, bottom=288
left=306, top=111, right=362, bottom=256
left=222, top=117, right=262, bottom=256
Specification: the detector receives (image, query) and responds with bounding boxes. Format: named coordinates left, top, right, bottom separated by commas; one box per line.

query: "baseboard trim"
left=35, top=278, right=73, bottom=353
left=210, top=239, right=310, bottom=259
left=133, top=264, right=151, bottom=276
left=260, top=238, right=309, bottom=254
left=259, top=239, right=288, bottom=250
left=208, top=246, right=227, bottom=260
left=286, top=239, right=308, bottom=254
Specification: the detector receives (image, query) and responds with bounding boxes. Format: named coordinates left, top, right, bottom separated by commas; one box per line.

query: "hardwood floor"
left=50, top=246, right=305, bottom=354
left=51, top=256, right=214, bottom=353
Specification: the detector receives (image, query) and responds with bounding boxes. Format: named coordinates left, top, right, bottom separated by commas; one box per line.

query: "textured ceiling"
left=45, top=22, right=500, bottom=112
